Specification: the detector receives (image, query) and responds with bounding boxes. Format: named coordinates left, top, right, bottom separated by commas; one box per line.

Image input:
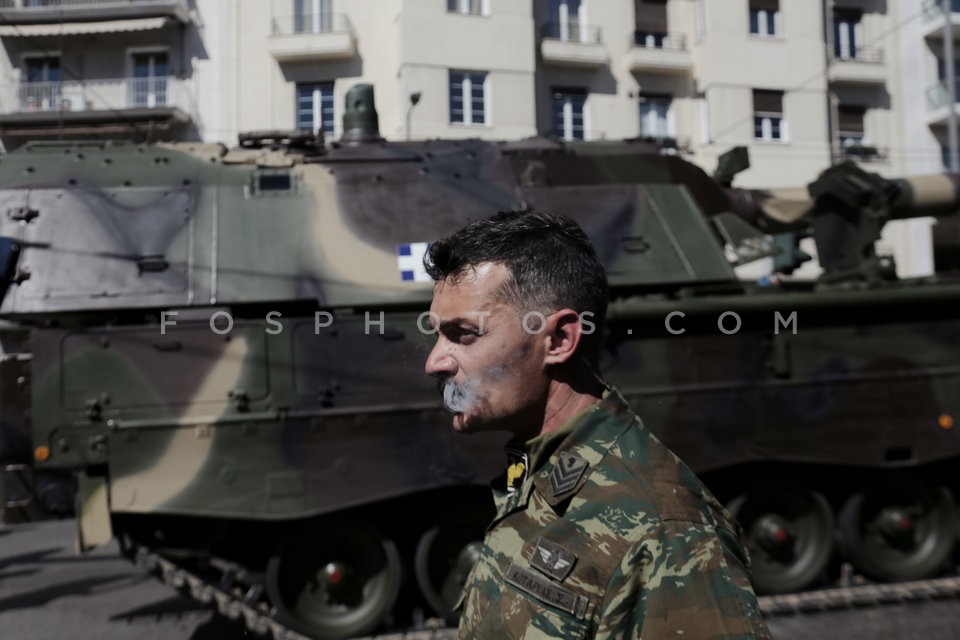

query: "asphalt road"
left=0, top=519, right=249, bottom=639
left=4, top=518, right=960, bottom=639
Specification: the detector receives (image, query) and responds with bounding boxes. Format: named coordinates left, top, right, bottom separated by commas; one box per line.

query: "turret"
left=717, top=148, right=960, bottom=284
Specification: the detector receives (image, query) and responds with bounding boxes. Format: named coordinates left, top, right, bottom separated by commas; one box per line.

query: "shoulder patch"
left=550, top=453, right=588, bottom=498
left=505, top=447, right=529, bottom=494
left=530, top=537, right=577, bottom=582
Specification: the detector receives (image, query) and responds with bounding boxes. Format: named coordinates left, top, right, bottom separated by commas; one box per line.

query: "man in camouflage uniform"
left=424, top=211, right=771, bottom=639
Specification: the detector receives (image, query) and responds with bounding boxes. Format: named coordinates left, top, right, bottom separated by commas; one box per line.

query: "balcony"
left=922, top=0, right=960, bottom=40
left=540, top=22, right=609, bottom=68
left=0, top=0, right=189, bottom=25
left=627, top=32, right=691, bottom=74
left=926, top=77, right=960, bottom=127
left=826, top=46, right=886, bottom=85
left=0, top=76, right=192, bottom=143
left=268, top=13, right=355, bottom=63
left=839, top=140, right=887, bottom=163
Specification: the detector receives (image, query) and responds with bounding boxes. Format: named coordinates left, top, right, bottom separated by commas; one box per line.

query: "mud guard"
left=76, top=472, right=112, bottom=553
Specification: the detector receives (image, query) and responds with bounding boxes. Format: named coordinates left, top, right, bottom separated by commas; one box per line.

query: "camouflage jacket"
left=457, top=387, right=771, bottom=639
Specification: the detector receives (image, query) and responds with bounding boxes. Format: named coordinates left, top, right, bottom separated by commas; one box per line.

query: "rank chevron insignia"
left=549, top=453, right=588, bottom=497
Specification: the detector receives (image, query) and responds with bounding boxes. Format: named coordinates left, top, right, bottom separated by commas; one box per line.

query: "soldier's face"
left=425, top=262, right=550, bottom=436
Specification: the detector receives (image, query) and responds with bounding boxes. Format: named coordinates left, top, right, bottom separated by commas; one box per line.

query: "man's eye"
left=451, top=329, right=481, bottom=344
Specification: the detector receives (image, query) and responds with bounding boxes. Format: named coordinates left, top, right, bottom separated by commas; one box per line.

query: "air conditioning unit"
left=59, top=90, right=86, bottom=111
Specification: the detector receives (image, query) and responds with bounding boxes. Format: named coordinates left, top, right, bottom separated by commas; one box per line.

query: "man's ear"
left=543, top=309, right=583, bottom=366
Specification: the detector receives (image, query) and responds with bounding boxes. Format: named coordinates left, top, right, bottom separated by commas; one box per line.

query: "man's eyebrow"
left=437, top=317, right=480, bottom=331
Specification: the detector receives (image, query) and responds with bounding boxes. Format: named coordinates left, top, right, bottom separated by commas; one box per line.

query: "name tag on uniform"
left=505, top=563, right=588, bottom=618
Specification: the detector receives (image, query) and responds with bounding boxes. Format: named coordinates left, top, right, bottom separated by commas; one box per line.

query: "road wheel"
left=266, top=518, right=402, bottom=640
left=414, top=499, right=492, bottom=623
left=727, top=484, right=834, bottom=594
left=839, top=477, right=955, bottom=582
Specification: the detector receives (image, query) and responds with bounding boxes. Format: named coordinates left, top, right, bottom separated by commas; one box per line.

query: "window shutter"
left=838, top=105, right=865, bottom=134
left=635, top=0, right=668, bottom=32
left=750, top=0, right=779, bottom=11
left=753, top=89, right=783, bottom=114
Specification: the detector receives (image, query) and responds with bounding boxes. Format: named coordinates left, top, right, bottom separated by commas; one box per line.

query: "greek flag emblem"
left=396, top=242, right=432, bottom=283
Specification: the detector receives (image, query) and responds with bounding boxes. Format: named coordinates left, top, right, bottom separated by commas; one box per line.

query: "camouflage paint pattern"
left=0, top=110, right=957, bottom=619
left=459, top=387, right=770, bottom=639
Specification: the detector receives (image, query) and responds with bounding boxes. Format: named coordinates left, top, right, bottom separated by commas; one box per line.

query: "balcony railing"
left=541, top=21, right=602, bottom=44
left=841, top=143, right=885, bottom=161
left=632, top=31, right=686, bottom=50
left=271, top=12, right=351, bottom=36
left=2, top=76, right=190, bottom=114
left=0, top=0, right=189, bottom=25
left=923, top=0, right=960, bottom=21
left=0, top=0, right=170, bottom=6
left=926, top=78, right=960, bottom=110
left=830, top=45, right=883, bottom=64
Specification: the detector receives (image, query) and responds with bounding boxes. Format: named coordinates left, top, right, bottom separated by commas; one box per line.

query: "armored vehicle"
left=2, top=84, right=960, bottom=638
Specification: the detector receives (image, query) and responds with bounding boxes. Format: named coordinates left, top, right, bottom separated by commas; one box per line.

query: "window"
left=635, top=0, right=668, bottom=47
left=552, top=88, right=586, bottom=141
left=24, top=56, right=59, bottom=83
left=449, top=71, right=488, bottom=125
left=130, top=51, right=168, bottom=107
left=297, top=82, right=335, bottom=136
left=749, top=0, right=780, bottom=37
left=22, top=55, right=60, bottom=110
left=547, top=0, right=582, bottom=41
left=294, top=0, right=332, bottom=33
left=639, top=95, right=672, bottom=138
left=838, top=105, right=865, bottom=148
left=695, top=0, right=705, bottom=41
left=447, top=0, right=486, bottom=15
left=833, top=10, right=862, bottom=59
left=753, top=89, right=785, bottom=142
left=943, top=144, right=957, bottom=171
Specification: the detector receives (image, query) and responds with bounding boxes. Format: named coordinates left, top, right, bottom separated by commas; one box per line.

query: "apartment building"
left=0, top=0, right=943, bottom=275
left=0, top=0, right=212, bottom=147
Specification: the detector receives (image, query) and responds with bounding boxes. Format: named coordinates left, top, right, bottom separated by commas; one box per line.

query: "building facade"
left=0, top=0, right=951, bottom=276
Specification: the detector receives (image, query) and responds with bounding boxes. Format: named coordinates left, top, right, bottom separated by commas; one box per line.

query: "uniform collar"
left=491, top=386, right=636, bottom=521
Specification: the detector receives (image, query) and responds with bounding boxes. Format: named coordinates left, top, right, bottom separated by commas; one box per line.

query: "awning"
left=0, top=17, right=169, bottom=36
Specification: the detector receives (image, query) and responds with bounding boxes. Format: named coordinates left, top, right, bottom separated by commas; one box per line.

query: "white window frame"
left=639, top=97, right=674, bottom=138
left=834, top=17, right=862, bottom=59
left=552, top=90, right=587, bottom=141
left=552, top=0, right=585, bottom=42
left=21, top=51, right=62, bottom=82
left=750, top=8, right=781, bottom=37
left=449, top=70, right=490, bottom=126
left=20, top=51, right=62, bottom=111
left=447, top=0, right=489, bottom=16
left=296, top=81, right=335, bottom=137
left=126, top=46, right=170, bottom=108
left=699, top=94, right=710, bottom=144
left=295, top=0, right=332, bottom=32
left=754, top=113, right=787, bottom=142
left=695, top=0, right=706, bottom=42
left=126, top=46, right=169, bottom=79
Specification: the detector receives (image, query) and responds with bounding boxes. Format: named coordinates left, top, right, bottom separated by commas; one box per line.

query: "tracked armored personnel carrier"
left=2, top=84, right=960, bottom=638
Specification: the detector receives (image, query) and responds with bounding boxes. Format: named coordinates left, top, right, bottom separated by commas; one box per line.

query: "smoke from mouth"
left=441, top=378, right=478, bottom=414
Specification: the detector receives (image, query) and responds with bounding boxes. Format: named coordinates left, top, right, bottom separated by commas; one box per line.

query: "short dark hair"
left=424, top=210, right=608, bottom=363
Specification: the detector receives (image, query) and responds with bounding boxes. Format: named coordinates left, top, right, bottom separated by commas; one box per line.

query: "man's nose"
left=425, top=340, right=457, bottom=378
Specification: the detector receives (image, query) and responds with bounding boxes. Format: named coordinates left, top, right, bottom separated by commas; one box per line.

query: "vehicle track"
left=132, top=545, right=960, bottom=639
